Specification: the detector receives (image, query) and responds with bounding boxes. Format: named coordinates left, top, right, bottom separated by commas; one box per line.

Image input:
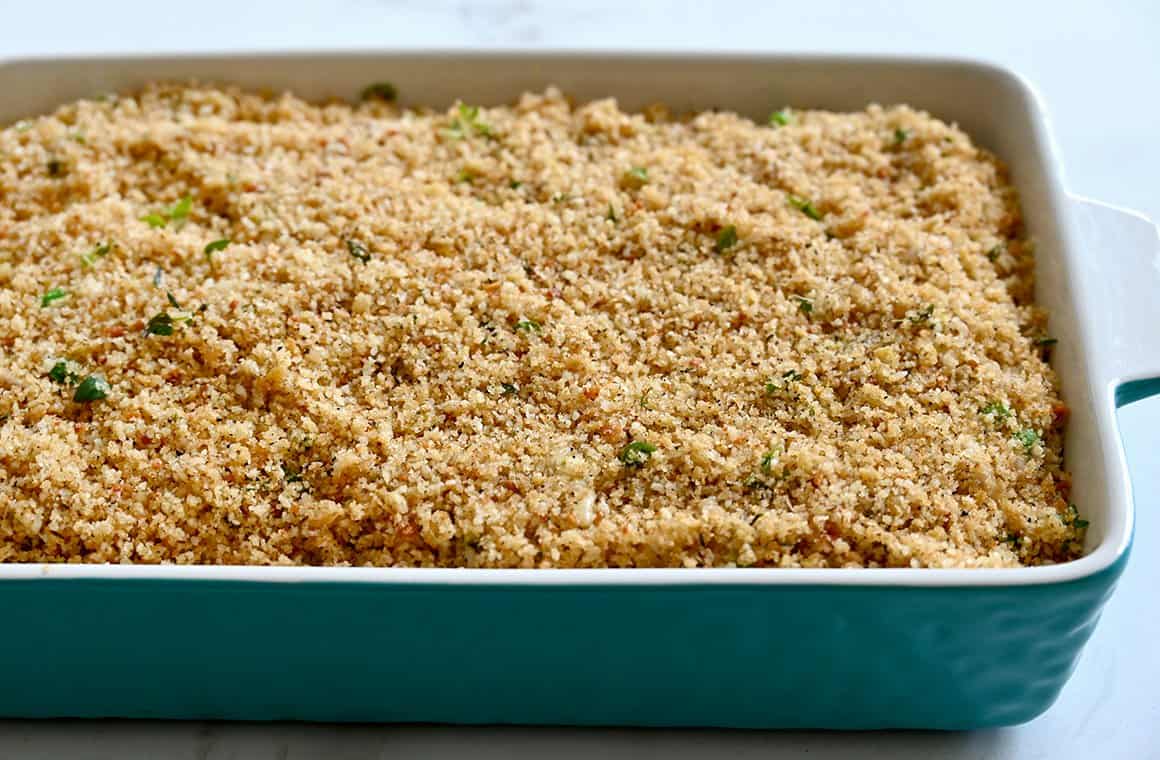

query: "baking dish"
left=0, top=52, right=1156, bottom=729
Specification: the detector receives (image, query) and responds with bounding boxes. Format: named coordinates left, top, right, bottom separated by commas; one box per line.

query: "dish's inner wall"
left=0, top=54, right=1115, bottom=554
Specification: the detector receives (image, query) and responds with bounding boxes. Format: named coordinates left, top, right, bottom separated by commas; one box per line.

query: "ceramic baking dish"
left=0, top=52, right=1156, bottom=729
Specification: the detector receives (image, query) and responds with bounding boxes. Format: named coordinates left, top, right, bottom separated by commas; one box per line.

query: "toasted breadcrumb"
left=0, top=84, right=1084, bottom=568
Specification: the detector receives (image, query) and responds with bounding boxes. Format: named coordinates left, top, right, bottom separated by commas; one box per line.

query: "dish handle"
left=1069, top=195, right=1160, bottom=407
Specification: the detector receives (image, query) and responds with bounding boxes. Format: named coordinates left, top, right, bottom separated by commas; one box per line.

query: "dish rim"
left=0, top=50, right=1138, bottom=588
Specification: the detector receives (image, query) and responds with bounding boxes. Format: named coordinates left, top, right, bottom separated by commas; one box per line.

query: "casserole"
left=0, top=52, right=1156, bottom=729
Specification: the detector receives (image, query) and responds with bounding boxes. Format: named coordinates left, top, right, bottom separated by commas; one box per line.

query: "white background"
left=0, top=1, right=1157, bottom=757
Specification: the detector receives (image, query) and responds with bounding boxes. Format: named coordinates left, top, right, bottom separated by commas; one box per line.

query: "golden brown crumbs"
left=0, top=84, right=1084, bottom=568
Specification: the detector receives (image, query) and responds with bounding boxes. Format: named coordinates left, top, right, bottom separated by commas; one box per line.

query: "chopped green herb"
left=40, top=287, right=68, bottom=307
left=744, top=475, right=772, bottom=491
left=13, top=120, right=32, bottom=133
left=80, top=242, right=112, bottom=267
left=909, top=304, right=934, bottom=324
left=787, top=194, right=822, bottom=220
left=1016, top=428, right=1041, bottom=454
left=514, top=318, right=541, bottom=333
left=1034, top=336, right=1058, bottom=347
left=141, top=213, right=167, bottom=229
left=621, top=166, right=649, bottom=190
left=551, top=192, right=572, bottom=204
left=282, top=462, right=305, bottom=483
left=893, top=128, right=910, bottom=144
left=360, top=82, right=398, bottom=102
left=204, top=239, right=231, bottom=255
left=152, top=265, right=164, bottom=288
left=791, top=295, right=814, bottom=315
left=769, top=108, right=793, bottom=127
left=500, top=383, right=519, bottom=396
left=1061, top=503, right=1089, bottom=530
left=347, top=239, right=371, bottom=263
left=987, top=245, right=1003, bottom=261
left=509, top=180, right=523, bottom=190
left=167, top=195, right=192, bottom=221
left=166, top=292, right=182, bottom=310
left=759, top=450, right=779, bottom=476
left=981, top=401, right=1012, bottom=421
left=766, top=370, right=803, bottom=395
left=145, top=313, right=176, bottom=336
left=442, top=104, right=493, bottom=140
left=47, top=360, right=79, bottom=386
left=1004, top=532, right=1020, bottom=547
left=456, top=169, right=476, bottom=184
left=618, top=440, right=657, bottom=467
left=72, top=374, right=109, bottom=403
left=46, top=159, right=65, bottom=177
left=606, top=204, right=618, bottom=222
left=715, top=225, right=738, bottom=253
left=70, top=132, right=86, bottom=144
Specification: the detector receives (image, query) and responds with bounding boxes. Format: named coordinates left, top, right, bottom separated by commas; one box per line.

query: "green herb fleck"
left=47, top=360, right=80, bottom=386
left=1016, top=428, right=1041, bottom=454
left=141, top=195, right=193, bottom=229
left=500, top=383, right=519, bottom=396
left=141, top=213, right=167, bottom=228
left=981, top=401, right=1012, bottom=421
left=347, top=239, right=371, bottom=263
left=46, top=159, right=66, bottom=177
left=618, top=440, right=658, bottom=467
left=787, top=194, right=822, bottom=220
left=893, top=128, right=910, bottom=144
left=40, top=287, right=68, bottom=307
left=606, top=204, right=618, bottom=222
left=360, top=82, right=398, bottom=102
left=769, top=108, right=793, bottom=127
left=621, top=166, right=649, bottom=189
left=204, top=239, right=231, bottom=255
left=766, top=370, right=803, bottom=395
left=791, top=295, right=814, bottom=315
left=1004, top=532, right=1020, bottom=547
left=987, top=245, right=1003, bottom=261
left=514, top=318, right=541, bottom=333
left=715, top=225, right=738, bottom=253
left=442, top=104, right=493, bottom=140
left=456, top=169, right=476, bottom=184
left=166, top=292, right=182, bottom=309
left=70, top=132, right=86, bottom=144
left=1034, top=336, right=1058, bottom=347
left=1061, top=503, right=1089, bottom=530
left=509, top=180, right=523, bottom=189
left=13, top=120, right=33, bottom=133
left=759, top=450, right=779, bottom=476
left=909, top=304, right=934, bottom=324
left=73, top=374, right=110, bottom=403
left=80, top=242, right=112, bottom=268
left=152, top=265, right=164, bottom=288
left=145, top=313, right=176, bottom=336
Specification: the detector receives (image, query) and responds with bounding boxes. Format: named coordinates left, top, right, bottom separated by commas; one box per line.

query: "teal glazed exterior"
left=0, top=53, right=1156, bottom=728
left=0, top=553, right=1128, bottom=728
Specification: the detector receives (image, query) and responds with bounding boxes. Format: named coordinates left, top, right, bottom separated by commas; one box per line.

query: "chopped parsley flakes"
left=1062, top=503, right=1090, bottom=530
left=514, top=318, right=541, bottom=333
left=715, top=225, right=738, bottom=253
left=360, top=82, right=398, bottom=102
left=500, top=383, right=519, bottom=396
left=204, top=239, right=231, bottom=255
left=618, top=440, right=657, bottom=467
left=981, top=401, right=1012, bottom=421
left=347, top=239, right=371, bottom=263
left=40, top=287, right=68, bottom=307
left=769, top=108, right=793, bottom=127
left=987, top=245, right=1004, bottom=261
left=791, top=295, right=814, bottom=315
left=787, top=194, right=822, bottom=220
left=80, top=242, right=112, bottom=268
left=766, top=369, right=803, bottom=395
left=1016, top=428, right=1041, bottom=454
left=909, top=304, right=934, bottom=324
left=47, top=360, right=80, bottom=386
left=442, top=104, right=493, bottom=140
left=893, top=128, right=910, bottom=144
left=141, top=195, right=193, bottom=229
left=72, top=374, right=110, bottom=403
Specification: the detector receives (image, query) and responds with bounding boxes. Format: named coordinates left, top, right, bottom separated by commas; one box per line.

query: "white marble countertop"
left=1, top=1, right=1157, bottom=757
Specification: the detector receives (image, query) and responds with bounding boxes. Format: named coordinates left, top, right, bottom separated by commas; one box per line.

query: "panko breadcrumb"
left=0, top=84, right=1085, bottom=568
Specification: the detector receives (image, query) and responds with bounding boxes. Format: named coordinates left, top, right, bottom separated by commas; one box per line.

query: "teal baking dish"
left=0, top=52, right=1156, bottom=729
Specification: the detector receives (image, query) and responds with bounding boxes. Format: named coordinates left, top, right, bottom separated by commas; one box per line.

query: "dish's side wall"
left=0, top=557, right=1125, bottom=727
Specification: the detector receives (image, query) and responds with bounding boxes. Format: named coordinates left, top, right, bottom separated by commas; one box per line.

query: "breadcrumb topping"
left=0, top=84, right=1084, bottom=568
